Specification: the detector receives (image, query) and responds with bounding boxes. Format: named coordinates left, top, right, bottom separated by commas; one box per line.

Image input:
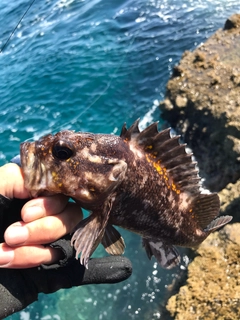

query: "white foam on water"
left=55, top=0, right=75, bottom=9
left=20, top=311, right=30, bottom=320
left=139, top=99, right=159, bottom=131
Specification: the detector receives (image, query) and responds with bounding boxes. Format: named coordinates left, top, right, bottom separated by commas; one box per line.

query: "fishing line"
left=2, top=0, right=139, bottom=137
left=0, top=0, right=37, bottom=53
left=23, top=27, right=139, bottom=142
left=58, top=29, right=139, bottom=132
left=22, top=29, right=139, bottom=142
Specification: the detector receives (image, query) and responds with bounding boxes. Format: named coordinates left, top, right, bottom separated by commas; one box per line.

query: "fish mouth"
left=20, top=142, right=49, bottom=197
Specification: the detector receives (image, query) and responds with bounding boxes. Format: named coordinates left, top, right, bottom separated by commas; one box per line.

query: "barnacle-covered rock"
left=166, top=223, right=240, bottom=320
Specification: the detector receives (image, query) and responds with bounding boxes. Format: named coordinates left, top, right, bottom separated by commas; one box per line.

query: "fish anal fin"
left=102, top=224, right=125, bottom=255
left=204, top=215, right=232, bottom=232
left=142, top=238, right=180, bottom=269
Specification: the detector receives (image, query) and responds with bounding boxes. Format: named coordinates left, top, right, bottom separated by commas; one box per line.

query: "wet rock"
left=159, top=14, right=240, bottom=192
left=166, top=223, right=240, bottom=320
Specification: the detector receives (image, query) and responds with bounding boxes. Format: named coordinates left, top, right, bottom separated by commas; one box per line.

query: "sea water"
left=0, top=0, right=239, bottom=319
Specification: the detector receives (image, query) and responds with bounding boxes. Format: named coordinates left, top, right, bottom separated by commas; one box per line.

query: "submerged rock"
left=159, top=14, right=240, bottom=192
left=166, top=223, right=240, bottom=320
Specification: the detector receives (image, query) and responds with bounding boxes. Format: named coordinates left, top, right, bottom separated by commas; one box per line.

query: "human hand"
left=0, top=163, right=132, bottom=318
left=0, top=163, right=83, bottom=268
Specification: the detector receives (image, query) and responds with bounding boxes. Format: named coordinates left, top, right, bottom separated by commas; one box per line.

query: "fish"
left=20, top=120, right=232, bottom=269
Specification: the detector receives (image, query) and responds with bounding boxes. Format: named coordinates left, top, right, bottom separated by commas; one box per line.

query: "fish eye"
left=52, top=141, right=74, bottom=160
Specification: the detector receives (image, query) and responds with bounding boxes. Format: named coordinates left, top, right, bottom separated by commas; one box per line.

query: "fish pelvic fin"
left=71, top=198, right=113, bottom=268
left=101, top=224, right=125, bottom=255
left=142, top=238, right=180, bottom=269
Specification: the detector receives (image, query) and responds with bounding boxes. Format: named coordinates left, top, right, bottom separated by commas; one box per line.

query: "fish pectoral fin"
left=101, top=224, right=125, bottom=255
left=71, top=215, right=105, bottom=268
left=142, top=238, right=180, bottom=269
left=71, top=199, right=114, bottom=268
left=204, top=215, right=232, bottom=232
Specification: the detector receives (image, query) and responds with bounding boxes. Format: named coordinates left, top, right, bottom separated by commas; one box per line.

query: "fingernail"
left=0, top=247, right=14, bottom=266
left=23, top=206, right=43, bottom=222
left=5, top=226, right=29, bottom=245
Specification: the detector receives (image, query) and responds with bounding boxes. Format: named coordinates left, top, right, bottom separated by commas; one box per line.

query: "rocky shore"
left=160, top=14, right=240, bottom=192
left=159, top=14, right=240, bottom=319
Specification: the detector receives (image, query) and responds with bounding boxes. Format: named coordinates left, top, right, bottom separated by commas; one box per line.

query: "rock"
left=166, top=223, right=240, bottom=320
left=159, top=14, right=240, bottom=192
left=159, top=14, right=240, bottom=319
left=218, top=179, right=240, bottom=222
left=224, top=14, right=240, bottom=30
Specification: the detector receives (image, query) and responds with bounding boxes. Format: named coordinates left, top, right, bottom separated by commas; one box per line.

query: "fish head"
left=20, top=130, right=127, bottom=205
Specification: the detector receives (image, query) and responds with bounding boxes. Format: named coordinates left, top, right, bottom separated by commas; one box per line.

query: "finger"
left=82, top=256, right=133, bottom=284
left=0, top=164, right=29, bottom=199
left=0, top=243, right=63, bottom=269
left=21, top=194, right=70, bottom=222
left=4, top=203, right=83, bottom=246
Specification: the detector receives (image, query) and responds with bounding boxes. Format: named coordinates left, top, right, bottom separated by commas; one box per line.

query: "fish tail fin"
left=142, top=238, right=180, bottom=269
left=204, top=215, right=232, bottom=232
left=101, top=224, right=125, bottom=255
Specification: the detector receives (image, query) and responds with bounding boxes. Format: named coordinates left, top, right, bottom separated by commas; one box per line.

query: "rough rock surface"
left=159, top=14, right=240, bottom=319
left=166, top=223, right=240, bottom=320
left=219, top=179, right=240, bottom=222
left=159, top=14, right=240, bottom=192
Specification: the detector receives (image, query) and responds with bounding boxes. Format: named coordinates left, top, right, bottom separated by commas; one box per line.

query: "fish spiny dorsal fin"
left=120, top=122, right=127, bottom=137
left=191, top=193, right=221, bottom=229
left=122, top=120, right=202, bottom=195
left=120, top=119, right=140, bottom=141
left=131, top=121, right=201, bottom=195
left=136, top=122, right=159, bottom=145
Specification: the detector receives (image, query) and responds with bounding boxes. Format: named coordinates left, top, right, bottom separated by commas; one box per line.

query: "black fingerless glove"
left=0, top=195, right=132, bottom=318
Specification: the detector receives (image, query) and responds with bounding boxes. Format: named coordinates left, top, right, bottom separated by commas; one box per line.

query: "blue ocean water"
left=0, top=0, right=239, bottom=319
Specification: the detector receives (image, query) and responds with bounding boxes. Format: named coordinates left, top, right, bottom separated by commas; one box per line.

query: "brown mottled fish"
left=20, top=120, right=232, bottom=269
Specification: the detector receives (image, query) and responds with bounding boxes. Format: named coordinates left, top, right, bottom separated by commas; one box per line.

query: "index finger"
left=21, top=195, right=70, bottom=222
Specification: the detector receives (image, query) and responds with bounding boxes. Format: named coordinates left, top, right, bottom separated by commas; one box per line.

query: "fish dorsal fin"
left=121, top=120, right=201, bottom=196
left=120, top=119, right=140, bottom=141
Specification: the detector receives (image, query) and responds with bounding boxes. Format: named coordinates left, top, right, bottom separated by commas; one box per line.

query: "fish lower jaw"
left=24, top=166, right=53, bottom=197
